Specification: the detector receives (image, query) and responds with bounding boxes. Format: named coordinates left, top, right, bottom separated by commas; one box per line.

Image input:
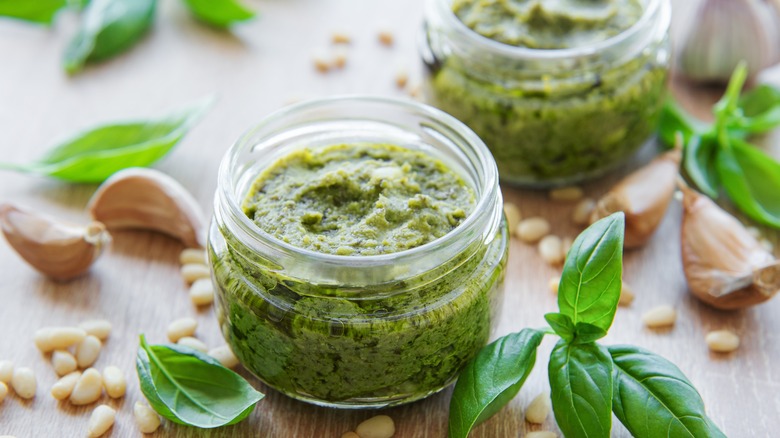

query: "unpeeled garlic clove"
left=88, top=168, right=206, bottom=248
left=590, top=149, right=681, bottom=248
left=0, top=204, right=111, bottom=281
left=680, top=183, right=779, bottom=309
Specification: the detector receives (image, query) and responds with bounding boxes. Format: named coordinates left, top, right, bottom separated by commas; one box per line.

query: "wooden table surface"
left=1, top=1, right=778, bottom=437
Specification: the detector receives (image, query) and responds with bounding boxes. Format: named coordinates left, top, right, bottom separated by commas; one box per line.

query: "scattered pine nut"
left=78, top=320, right=112, bottom=341
left=102, top=366, right=126, bottom=399
left=572, top=198, right=596, bottom=225
left=331, top=32, right=351, bottom=44
left=525, top=391, right=551, bottom=424
left=550, top=186, right=584, bottom=202
left=619, top=282, right=635, bottom=307
left=34, top=327, right=87, bottom=353
left=356, top=415, right=395, bottom=438
left=407, top=83, right=422, bottom=99
left=178, top=336, right=208, bottom=353
left=642, top=305, right=676, bottom=328
left=341, top=433, right=360, bottom=438
left=517, top=217, right=550, bottom=243
left=538, top=235, right=564, bottom=266
left=10, top=367, right=36, bottom=399
left=52, top=350, right=78, bottom=376
left=0, top=360, right=13, bottom=383
left=526, top=432, right=557, bottom=438
left=332, top=49, right=348, bottom=69
left=76, top=335, right=102, bottom=369
left=548, top=278, right=560, bottom=294
left=209, top=345, right=239, bottom=368
left=313, top=53, right=332, bottom=73
left=190, top=278, right=215, bottom=306
left=377, top=30, right=394, bottom=46
left=167, top=317, right=198, bottom=343
left=181, top=264, right=210, bottom=284
left=51, top=371, right=81, bottom=401
left=395, top=69, right=409, bottom=89
left=503, top=202, right=522, bottom=236
left=180, top=248, right=207, bottom=265
left=70, top=368, right=103, bottom=405
left=0, top=381, right=7, bottom=403
left=87, top=404, right=116, bottom=438
left=134, top=401, right=162, bottom=433
left=705, top=330, right=740, bottom=353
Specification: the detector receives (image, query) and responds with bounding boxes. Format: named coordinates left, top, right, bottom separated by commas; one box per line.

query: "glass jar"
left=421, top=0, right=672, bottom=187
left=209, top=96, right=507, bottom=408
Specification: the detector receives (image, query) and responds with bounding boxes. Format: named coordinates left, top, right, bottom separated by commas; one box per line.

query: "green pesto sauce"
left=243, top=144, right=475, bottom=256
left=453, top=0, right=644, bottom=49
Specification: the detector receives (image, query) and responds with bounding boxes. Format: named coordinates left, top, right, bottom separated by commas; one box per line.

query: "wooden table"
left=0, top=1, right=777, bottom=436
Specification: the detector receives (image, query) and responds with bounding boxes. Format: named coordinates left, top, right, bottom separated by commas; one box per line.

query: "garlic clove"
left=0, top=204, right=111, bottom=281
left=590, top=149, right=681, bottom=248
left=87, top=168, right=206, bottom=248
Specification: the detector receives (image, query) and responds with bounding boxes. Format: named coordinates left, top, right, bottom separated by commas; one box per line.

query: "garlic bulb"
left=679, top=0, right=780, bottom=83
left=680, top=183, right=779, bottom=309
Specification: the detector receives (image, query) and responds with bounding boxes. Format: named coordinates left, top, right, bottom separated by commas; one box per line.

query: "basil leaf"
left=717, top=138, right=780, bottom=227
left=714, top=62, right=748, bottom=125
left=544, top=313, right=574, bottom=342
left=558, top=212, right=624, bottom=332
left=549, top=340, right=613, bottom=438
left=683, top=134, right=720, bottom=198
left=136, top=335, right=264, bottom=428
left=572, top=322, right=607, bottom=344
left=181, top=0, right=255, bottom=28
left=0, top=0, right=66, bottom=23
left=448, top=329, right=544, bottom=438
left=0, top=98, right=210, bottom=183
left=609, top=345, right=726, bottom=438
left=657, top=99, right=704, bottom=147
left=63, top=0, right=156, bottom=74
left=736, top=84, right=780, bottom=133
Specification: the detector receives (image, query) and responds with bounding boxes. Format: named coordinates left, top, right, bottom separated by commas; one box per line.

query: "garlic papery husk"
left=680, top=183, right=779, bottom=309
left=679, top=0, right=780, bottom=83
left=590, top=149, right=681, bottom=248
left=0, top=204, right=111, bottom=281
left=88, top=168, right=206, bottom=248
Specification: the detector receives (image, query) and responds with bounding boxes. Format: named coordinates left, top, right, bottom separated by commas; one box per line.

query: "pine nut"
left=34, top=327, right=87, bottom=352
left=180, top=248, right=207, bottom=265
left=642, top=305, right=676, bottom=328
left=52, top=350, right=78, bottom=376
left=572, top=198, right=596, bottom=225
left=341, top=433, right=360, bottom=438
left=51, top=371, right=81, bottom=401
left=312, top=53, right=332, bottom=73
left=526, top=432, right=557, bottom=438
left=356, top=415, right=395, bottom=438
left=181, top=263, right=210, bottom=284
left=178, top=336, right=208, bottom=353
left=0, top=381, right=7, bottom=403
left=10, top=367, right=36, bottom=399
left=102, top=366, right=126, bottom=399
left=548, top=278, right=560, bottom=294
left=70, top=368, right=103, bottom=405
left=76, top=335, right=102, bottom=369
left=87, top=404, right=116, bottom=438
left=395, top=69, right=409, bottom=89
left=525, top=391, right=551, bottom=424
left=407, top=83, right=422, bottom=99
left=550, top=186, right=584, bottom=202
left=503, top=202, right=522, bottom=236
left=378, top=30, right=394, bottom=46
left=619, top=282, right=635, bottom=307
left=78, top=319, right=112, bottom=341
left=167, top=317, right=198, bottom=342
left=517, top=217, right=551, bottom=243
left=538, top=235, right=564, bottom=265
left=134, top=401, right=162, bottom=433
left=189, top=278, right=215, bottom=306
left=705, top=330, right=740, bottom=353
left=331, top=32, right=351, bottom=44
left=0, top=360, right=13, bottom=383
left=332, top=49, right=348, bottom=69
left=209, top=345, right=239, bottom=368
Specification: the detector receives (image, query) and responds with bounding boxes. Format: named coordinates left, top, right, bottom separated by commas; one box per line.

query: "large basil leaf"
left=549, top=340, right=613, bottom=438
left=63, top=0, right=156, bottom=74
left=609, top=345, right=727, bottom=438
left=136, top=335, right=264, bottom=428
left=0, top=0, right=66, bottom=23
left=448, top=329, right=544, bottom=438
left=181, top=0, right=255, bottom=28
left=558, top=213, right=624, bottom=333
left=683, top=134, right=720, bottom=198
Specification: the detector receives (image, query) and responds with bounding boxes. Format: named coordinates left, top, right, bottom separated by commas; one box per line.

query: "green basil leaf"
left=544, top=313, right=574, bottom=342
left=549, top=340, right=613, bottom=438
left=683, top=134, right=720, bottom=198
left=716, top=138, right=780, bottom=227
left=448, top=329, right=544, bottom=438
left=0, top=98, right=210, bottom=183
left=657, top=99, right=704, bottom=147
left=572, top=322, right=608, bottom=344
left=0, top=0, right=66, bottom=23
left=609, top=345, right=727, bottom=438
left=735, top=84, right=780, bottom=133
left=181, top=0, right=255, bottom=28
left=558, top=212, right=624, bottom=333
left=63, top=0, right=156, bottom=74
left=136, top=335, right=264, bottom=428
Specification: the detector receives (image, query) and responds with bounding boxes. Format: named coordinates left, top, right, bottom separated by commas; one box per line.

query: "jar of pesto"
left=209, top=97, right=507, bottom=408
left=421, top=0, right=672, bottom=186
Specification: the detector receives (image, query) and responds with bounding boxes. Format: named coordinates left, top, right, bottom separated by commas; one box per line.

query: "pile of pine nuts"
left=180, top=248, right=215, bottom=306
left=342, top=415, right=396, bottom=438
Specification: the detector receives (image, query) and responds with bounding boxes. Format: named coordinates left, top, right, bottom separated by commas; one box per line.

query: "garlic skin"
left=679, top=0, right=780, bottom=83
left=590, top=149, right=681, bottom=248
left=88, top=168, right=206, bottom=248
left=680, top=184, right=779, bottom=309
left=0, top=204, right=111, bottom=281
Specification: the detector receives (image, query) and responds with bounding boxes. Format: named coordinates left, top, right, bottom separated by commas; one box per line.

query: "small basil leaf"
left=683, top=134, right=720, bottom=198
left=63, top=0, right=156, bottom=74
left=735, top=84, right=780, bottom=133
left=136, top=335, right=264, bottom=428
left=657, top=99, right=704, bottom=147
left=0, top=0, right=66, bottom=23
left=716, top=138, right=780, bottom=227
left=572, top=322, right=607, bottom=344
left=448, top=329, right=544, bottom=438
left=181, top=0, right=255, bottom=28
left=609, top=345, right=727, bottom=438
left=558, top=212, right=624, bottom=332
left=549, top=340, right=613, bottom=438
left=544, top=313, right=574, bottom=342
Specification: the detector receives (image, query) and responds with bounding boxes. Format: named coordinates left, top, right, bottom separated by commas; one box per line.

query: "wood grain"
left=0, top=0, right=778, bottom=437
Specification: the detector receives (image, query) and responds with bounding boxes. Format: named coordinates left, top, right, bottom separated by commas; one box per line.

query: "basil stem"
left=181, top=0, right=255, bottom=28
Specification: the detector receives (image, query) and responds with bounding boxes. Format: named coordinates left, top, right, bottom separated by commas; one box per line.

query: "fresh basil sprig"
left=658, top=62, right=780, bottom=228
left=448, top=213, right=725, bottom=438
left=181, top=0, right=256, bottom=28
left=0, top=0, right=67, bottom=24
left=0, top=97, right=210, bottom=183
left=136, top=335, right=264, bottom=428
